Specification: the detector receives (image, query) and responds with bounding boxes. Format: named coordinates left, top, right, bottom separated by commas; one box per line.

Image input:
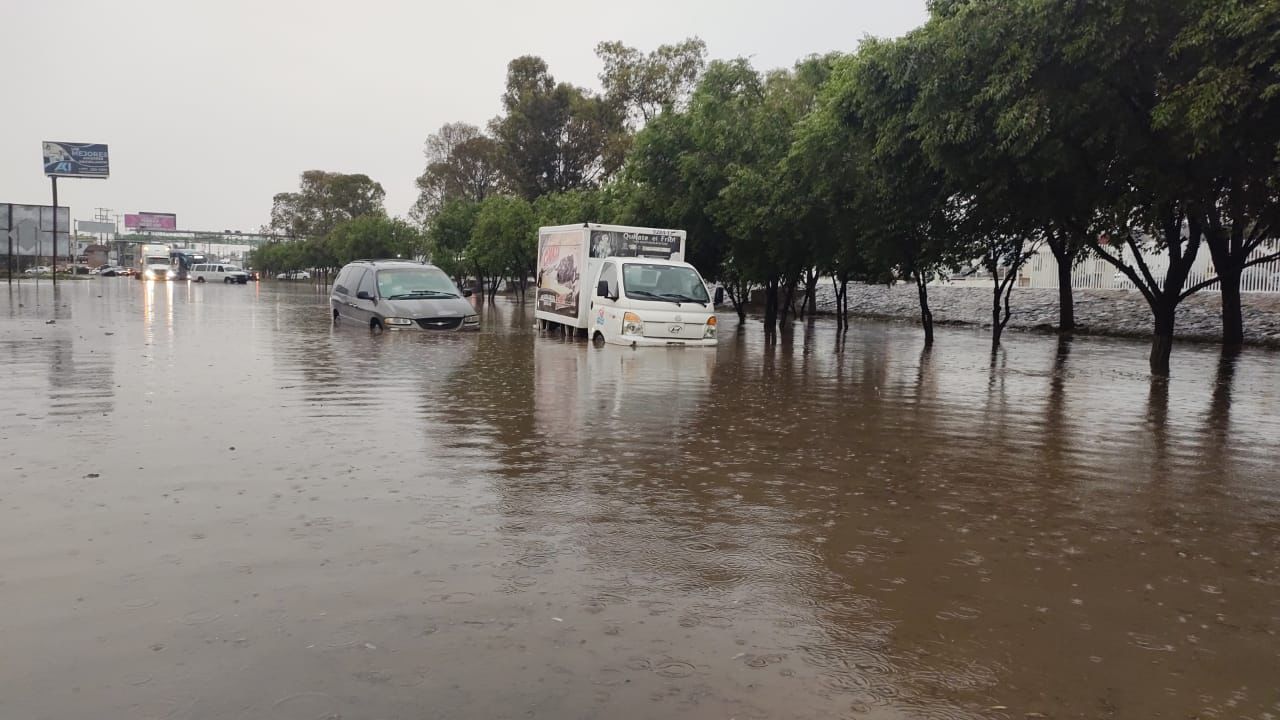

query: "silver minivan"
left=330, top=260, right=479, bottom=331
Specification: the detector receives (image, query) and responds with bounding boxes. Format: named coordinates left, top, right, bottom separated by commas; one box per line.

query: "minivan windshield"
left=622, top=263, right=710, bottom=304
left=377, top=267, right=459, bottom=299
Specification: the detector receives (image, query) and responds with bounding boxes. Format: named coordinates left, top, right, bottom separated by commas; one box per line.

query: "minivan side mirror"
left=356, top=290, right=374, bottom=302
left=596, top=280, right=615, bottom=300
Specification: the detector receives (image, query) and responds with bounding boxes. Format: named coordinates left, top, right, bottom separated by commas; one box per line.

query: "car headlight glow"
left=704, top=315, right=717, bottom=338
left=463, top=314, right=480, bottom=325
left=384, top=317, right=414, bottom=326
left=622, top=311, right=644, bottom=336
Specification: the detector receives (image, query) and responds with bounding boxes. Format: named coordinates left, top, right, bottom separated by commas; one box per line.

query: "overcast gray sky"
left=3, top=0, right=927, bottom=232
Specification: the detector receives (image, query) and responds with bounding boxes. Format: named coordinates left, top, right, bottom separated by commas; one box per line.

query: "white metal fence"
left=1022, top=240, right=1280, bottom=293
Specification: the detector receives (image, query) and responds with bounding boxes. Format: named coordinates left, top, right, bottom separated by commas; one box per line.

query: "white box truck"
left=535, top=223, right=718, bottom=347
left=135, top=243, right=173, bottom=280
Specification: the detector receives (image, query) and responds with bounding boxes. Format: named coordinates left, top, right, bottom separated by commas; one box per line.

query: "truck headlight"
left=622, top=312, right=644, bottom=336
left=463, top=314, right=480, bottom=325
left=384, top=317, right=414, bottom=326
left=703, top=316, right=717, bottom=338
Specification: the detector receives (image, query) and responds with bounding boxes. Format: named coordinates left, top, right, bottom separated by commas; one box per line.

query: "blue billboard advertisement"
left=42, top=142, right=110, bottom=178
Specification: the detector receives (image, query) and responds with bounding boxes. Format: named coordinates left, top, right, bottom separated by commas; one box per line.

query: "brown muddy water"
left=1, top=278, right=1278, bottom=720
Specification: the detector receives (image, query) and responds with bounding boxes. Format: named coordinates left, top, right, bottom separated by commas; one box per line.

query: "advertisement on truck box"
left=589, top=230, right=681, bottom=260
left=536, top=229, right=585, bottom=319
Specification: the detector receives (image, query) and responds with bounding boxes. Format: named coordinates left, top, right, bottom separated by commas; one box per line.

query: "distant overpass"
left=119, top=229, right=305, bottom=248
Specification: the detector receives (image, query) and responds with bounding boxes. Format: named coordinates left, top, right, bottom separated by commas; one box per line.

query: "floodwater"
left=2, top=278, right=1278, bottom=720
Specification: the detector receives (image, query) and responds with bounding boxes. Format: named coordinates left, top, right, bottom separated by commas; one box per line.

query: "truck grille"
left=416, top=317, right=462, bottom=330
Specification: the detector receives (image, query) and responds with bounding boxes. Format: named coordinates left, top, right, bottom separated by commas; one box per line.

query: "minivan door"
left=353, top=269, right=380, bottom=325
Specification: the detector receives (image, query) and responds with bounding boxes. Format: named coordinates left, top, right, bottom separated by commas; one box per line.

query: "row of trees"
left=260, top=1, right=1279, bottom=373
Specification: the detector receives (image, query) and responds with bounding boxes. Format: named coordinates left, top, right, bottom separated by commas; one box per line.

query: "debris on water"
left=45, top=320, right=55, bottom=324
left=229, top=446, right=236, bottom=451
left=84, top=473, right=100, bottom=479
left=552, top=617, right=564, bottom=622
left=364, top=643, right=377, bottom=650
left=105, top=332, right=114, bottom=336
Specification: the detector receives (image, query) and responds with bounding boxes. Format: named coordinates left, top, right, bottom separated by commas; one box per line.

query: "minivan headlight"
left=463, top=314, right=479, bottom=325
left=622, top=312, right=644, bottom=336
left=384, top=317, right=414, bottom=326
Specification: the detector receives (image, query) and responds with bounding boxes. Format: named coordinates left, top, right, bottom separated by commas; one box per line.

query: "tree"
left=426, top=199, right=481, bottom=283
left=911, top=0, right=1112, bottom=337
left=1153, top=0, right=1280, bottom=349
left=491, top=56, right=626, bottom=199
left=411, top=123, right=504, bottom=223
left=328, top=215, right=424, bottom=266
left=822, top=35, right=958, bottom=346
left=470, top=195, right=537, bottom=302
left=269, top=170, right=386, bottom=238
left=596, top=37, right=707, bottom=127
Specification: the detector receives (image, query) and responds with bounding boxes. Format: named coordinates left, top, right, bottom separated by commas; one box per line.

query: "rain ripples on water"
left=1, top=280, right=1278, bottom=719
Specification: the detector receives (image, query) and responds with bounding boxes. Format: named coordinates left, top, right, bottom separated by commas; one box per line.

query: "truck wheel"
left=592, top=331, right=605, bottom=347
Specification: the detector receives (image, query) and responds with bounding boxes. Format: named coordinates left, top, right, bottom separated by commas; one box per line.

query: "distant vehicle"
left=171, top=249, right=208, bottom=280
left=136, top=243, right=173, bottom=280
left=97, top=266, right=122, bottom=276
left=191, top=263, right=249, bottom=284
left=24, top=266, right=52, bottom=276
left=276, top=270, right=311, bottom=281
left=330, top=260, right=477, bottom=331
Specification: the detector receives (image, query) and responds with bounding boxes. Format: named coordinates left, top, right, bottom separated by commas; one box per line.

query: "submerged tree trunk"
left=1217, top=264, right=1243, bottom=349
left=914, top=273, right=934, bottom=347
left=763, top=277, right=779, bottom=329
left=1047, top=236, right=1077, bottom=333
left=1151, top=302, right=1176, bottom=375
left=778, top=277, right=799, bottom=325
left=801, top=269, right=819, bottom=319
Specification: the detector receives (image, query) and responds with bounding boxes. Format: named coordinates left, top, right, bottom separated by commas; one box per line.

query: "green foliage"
left=328, top=215, right=424, bottom=263
left=426, top=199, right=481, bottom=280
left=469, top=195, right=538, bottom=298
left=269, top=170, right=386, bottom=238
left=491, top=56, right=626, bottom=199
left=596, top=37, right=707, bottom=126
left=411, top=123, right=504, bottom=223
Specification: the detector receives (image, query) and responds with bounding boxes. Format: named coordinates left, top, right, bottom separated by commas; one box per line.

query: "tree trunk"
left=763, top=277, right=779, bottom=329
left=991, top=277, right=1004, bottom=350
left=1048, top=238, right=1076, bottom=333
left=1150, top=302, right=1176, bottom=376
left=802, top=269, right=819, bottom=318
left=1216, top=262, right=1244, bottom=350
left=915, top=274, right=934, bottom=347
left=779, top=277, right=798, bottom=325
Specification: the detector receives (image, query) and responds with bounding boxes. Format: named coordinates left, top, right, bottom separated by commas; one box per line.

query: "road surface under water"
left=2, top=278, right=1278, bottom=720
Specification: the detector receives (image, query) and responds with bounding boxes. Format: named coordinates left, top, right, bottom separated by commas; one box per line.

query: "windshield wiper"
left=659, top=293, right=706, bottom=304
left=388, top=290, right=458, bottom=299
left=628, top=290, right=679, bottom=303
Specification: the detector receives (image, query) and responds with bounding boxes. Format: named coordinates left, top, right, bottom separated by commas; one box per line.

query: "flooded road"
left=2, top=278, right=1278, bottom=720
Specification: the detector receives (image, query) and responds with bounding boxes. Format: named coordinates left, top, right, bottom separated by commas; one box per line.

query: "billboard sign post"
left=43, top=141, right=109, bottom=284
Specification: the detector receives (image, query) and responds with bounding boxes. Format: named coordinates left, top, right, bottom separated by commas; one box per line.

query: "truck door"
left=591, top=262, right=620, bottom=340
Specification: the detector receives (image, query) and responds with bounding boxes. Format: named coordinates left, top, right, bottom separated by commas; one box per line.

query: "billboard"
left=3, top=203, right=71, bottom=256
left=124, top=212, right=177, bottom=230
left=43, top=142, right=110, bottom=178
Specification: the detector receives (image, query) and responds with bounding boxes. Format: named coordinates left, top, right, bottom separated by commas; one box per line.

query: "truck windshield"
left=377, top=268, right=459, bottom=299
left=622, top=264, right=710, bottom=304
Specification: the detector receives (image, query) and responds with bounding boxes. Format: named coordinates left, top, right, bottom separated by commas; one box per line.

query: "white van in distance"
left=535, top=223, right=717, bottom=347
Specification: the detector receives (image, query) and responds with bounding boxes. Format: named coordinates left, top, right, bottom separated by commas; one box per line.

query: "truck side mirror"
left=462, top=288, right=473, bottom=297
left=596, top=280, right=614, bottom=300
left=714, top=287, right=725, bottom=306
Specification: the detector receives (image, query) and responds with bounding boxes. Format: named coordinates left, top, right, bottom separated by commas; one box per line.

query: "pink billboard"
left=124, top=212, right=177, bottom=230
